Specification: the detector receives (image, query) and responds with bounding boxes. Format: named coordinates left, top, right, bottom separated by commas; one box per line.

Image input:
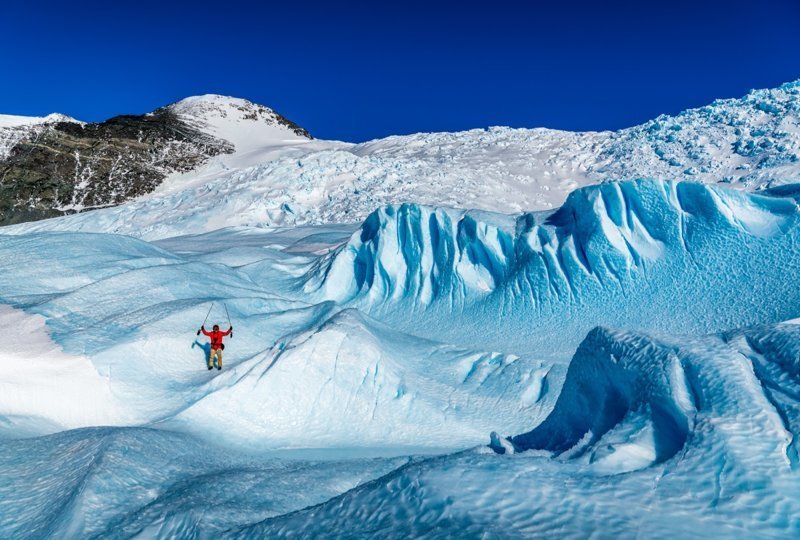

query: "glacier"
left=0, top=426, right=412, bottom=538
left=3, top=82, right=800, bottom=537
left=4, top=81, right=800, bottom=239
left=246, top=322, right=800, bottom=538
left=301, top=179, right=800, bottom=356
left=0, top=229, right=554, bottom=449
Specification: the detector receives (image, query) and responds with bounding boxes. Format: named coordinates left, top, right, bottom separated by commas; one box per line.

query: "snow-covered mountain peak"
left=166, top=94, right=265, bottom=120
left=164, top=94, right=311, bottom=151
left=41, top=112, right=81, bottom=124
left=0, top=111, right=80, bottom=128
left=0, top=112, right=82, bottom=162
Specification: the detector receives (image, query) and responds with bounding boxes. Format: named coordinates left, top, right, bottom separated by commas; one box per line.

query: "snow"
left=144, top=96, right=346, bottom=198
left=0, top=306, right=125, bottom=436
left=251, top=324, right=800, bottom=538
left=0, top=112, right=77, bottom=128
left=166, top=95, right=310, bottom=151
left=0, top=427, right=411, bottom=538
left=0, top=112, right=80, bottom=160
left=3, top=81, right=800, bottom=537
left=5, top=80, right=800, bottom=240
left=0, top=229, right=554, bottom=450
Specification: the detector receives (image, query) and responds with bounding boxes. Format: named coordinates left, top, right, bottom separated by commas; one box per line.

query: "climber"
left=200, top=324, right=232, bottom=370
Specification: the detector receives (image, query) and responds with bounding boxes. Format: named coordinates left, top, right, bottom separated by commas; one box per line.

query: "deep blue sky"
left=2, top=0, right=799, bottom=142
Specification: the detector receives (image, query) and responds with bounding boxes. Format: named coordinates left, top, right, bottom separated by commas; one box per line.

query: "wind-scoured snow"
left=166, top=95, right=311, bottom=148
left=301, top=179, right=800, bottom=357
left=1, top=179, right=799, bottom=443
left=247, top=321, right=800, bottom=538
left=0, top=229, right=552, bottom=449
left=0, top=427, right=411, bottom=538
left=0, top=112, right=77, bottom=129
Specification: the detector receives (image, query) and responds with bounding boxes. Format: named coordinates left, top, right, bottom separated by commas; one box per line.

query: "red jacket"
left=202, top=327, right=231, bottom=349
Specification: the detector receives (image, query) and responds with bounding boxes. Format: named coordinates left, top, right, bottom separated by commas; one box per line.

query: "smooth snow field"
left=3, top=84, right=800, bottom=538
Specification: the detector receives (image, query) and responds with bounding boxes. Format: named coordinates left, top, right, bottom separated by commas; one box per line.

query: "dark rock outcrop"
left=0, top=110, right=233, bottom=225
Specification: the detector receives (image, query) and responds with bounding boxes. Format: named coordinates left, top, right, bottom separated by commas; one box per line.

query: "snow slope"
left=0, top=306, right=124, bottom=437
left=0, top=112, right=79, bottom=159
left=0, top=230, right=552, bottom=450
left=5, top=81, right=800, bottom=239
left=0, top=112, right=77, bottom=129
left=0, top=426, right=411, bottom=538
left=140, top=95, right=345, bottom=199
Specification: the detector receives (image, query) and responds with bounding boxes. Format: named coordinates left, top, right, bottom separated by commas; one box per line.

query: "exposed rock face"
left=0, top=110, right=233, bottom=225
left=0, top=97, right=311, bottom=226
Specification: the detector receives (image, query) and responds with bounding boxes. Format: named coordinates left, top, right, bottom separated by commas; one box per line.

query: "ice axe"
left=224, top=302, right=233, bottom=337
left=197, top=303, right=214, bottom=335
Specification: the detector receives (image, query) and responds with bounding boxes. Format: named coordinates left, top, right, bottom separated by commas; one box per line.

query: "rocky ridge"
left=0, top=97, right=309, bottom=225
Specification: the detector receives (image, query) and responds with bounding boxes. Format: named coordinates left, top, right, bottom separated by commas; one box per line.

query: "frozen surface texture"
left=1, top=177, right=800, bottom=536
left=5, top=81, right=800, bottom=239
left=2, top=82, right=800, bottom=538
left=0, top=427, right=409, bottom=538
left=248, top=323, right=800, bottom=538
left=0, top=231, right=552, bottom=449
left=304, top=179, right=800, bottom=356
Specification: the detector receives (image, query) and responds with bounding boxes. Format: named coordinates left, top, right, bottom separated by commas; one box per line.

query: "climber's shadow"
left=192, top=340, right=211, bottom=365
